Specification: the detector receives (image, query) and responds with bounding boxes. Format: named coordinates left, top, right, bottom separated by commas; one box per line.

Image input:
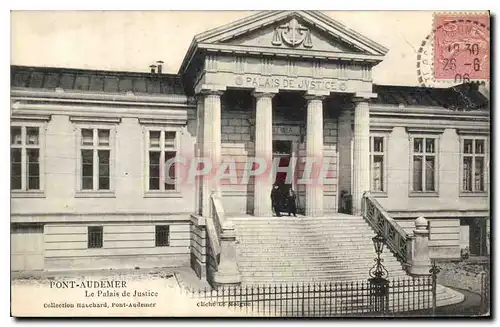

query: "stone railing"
left=206, top=192, right=241, bottom=288
left=362, top=192, right=410, bottom=263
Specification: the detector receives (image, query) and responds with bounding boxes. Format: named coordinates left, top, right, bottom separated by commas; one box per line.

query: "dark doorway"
left=469, top=217, right=488, bottom=256
left=272, top=140, right=293, bottom=196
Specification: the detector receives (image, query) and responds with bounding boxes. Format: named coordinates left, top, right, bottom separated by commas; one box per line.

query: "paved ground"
left=433, top=258, right=490, bottom=317
left=436, top=259, right=489, bottom=294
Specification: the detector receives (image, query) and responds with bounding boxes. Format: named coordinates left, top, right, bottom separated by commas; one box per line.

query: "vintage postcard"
left=10, top=10, right=490, bottom=317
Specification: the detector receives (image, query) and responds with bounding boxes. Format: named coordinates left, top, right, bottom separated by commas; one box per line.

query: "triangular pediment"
left=180, top=11, right=388, bottom=75
left=194, top=11, right=387, bottom=56
left=218, top=19, right=365, bottom=53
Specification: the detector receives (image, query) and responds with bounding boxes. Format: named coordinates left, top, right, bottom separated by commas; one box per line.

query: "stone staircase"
left=233, top=215, right=407, bottom=284
left=231, top=215, right=464, bottom=309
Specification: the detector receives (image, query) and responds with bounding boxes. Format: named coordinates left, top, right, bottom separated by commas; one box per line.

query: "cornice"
left=457, top=128, right=490, bottom=136
left=198, top=43, right=383, bottom=63
left=69, top=116, right=122, bottom=124
left=370, top=104, right=490, bottom=120
left=388, top=209, right=489, bottom=218
left=11, top=114, right=51, bottom=122
left=11, top=88, right=192, bottom=107
left=138, top=117, right=187, bottom=125
left=405, top=126, right=445, bottom=134
left=12, top=102, right=189, bottom=123
left=10, top=213, right=192, bottom=223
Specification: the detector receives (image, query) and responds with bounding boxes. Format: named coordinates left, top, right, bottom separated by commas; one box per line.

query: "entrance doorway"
left=273, top=140, right=293, bottom=197
left=273, top=140, right=294, bottom=212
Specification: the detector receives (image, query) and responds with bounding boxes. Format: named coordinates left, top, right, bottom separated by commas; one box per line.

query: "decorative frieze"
left=205, top=54, right=218, bottom=72
left=312, top=60, right=322, bottom=78
left=261, top=58, right=273, bottom=75
left=287, top=59, right=298, bottom=77
left=235, top=56, right=246, bottom=73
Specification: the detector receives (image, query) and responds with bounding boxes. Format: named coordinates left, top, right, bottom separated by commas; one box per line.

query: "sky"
left=11, top=11, right=440, bottom=86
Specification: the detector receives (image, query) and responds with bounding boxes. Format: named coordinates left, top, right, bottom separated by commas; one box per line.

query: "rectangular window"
left=10, top=125, right=43, bottom=191
left=147, top=130, right=178, bottom=192
left=155, top=225, right=170, bottom=247
left=369, top=136, right=386, bottom=192
left=87, top=226, right=103, bottom=248
left=462, top=137, right=487, bottom=193
left=411, top=136, right=437, bottom=192
left=79, top=128, right=112, bottom=192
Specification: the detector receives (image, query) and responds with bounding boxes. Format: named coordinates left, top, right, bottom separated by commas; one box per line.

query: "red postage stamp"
left=433, top=13, right=490, bottom=81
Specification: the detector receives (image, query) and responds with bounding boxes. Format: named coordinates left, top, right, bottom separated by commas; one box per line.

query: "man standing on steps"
left=271, top=184, right=282, bottom=217
left=287, top=188, right=297, bottom=217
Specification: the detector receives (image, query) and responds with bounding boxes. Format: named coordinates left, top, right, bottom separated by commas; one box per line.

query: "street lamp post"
left=369, top=234, right=389, bottom=315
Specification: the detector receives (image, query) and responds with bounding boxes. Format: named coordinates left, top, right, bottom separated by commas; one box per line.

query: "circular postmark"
left=416, top=13, right=490, bottom=88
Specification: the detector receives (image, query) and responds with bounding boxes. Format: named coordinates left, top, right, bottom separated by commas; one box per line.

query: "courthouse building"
left=11, top=11, right=490, bottom=276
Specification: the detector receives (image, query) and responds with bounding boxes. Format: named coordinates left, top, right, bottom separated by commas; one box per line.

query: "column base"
left=408, top=262, right=432, bottom=276
left=213, top=270, right=242, bottom=287
left=306, top=210, right=324, bottom=217
left=254, top=209, right=273, bottom=217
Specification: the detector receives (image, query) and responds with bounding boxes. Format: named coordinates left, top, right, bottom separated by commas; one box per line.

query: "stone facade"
left=10, top=10, right=490, bottom=274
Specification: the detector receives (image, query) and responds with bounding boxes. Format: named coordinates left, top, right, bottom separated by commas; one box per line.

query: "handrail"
left=362, top=192, right=409, bottom=262
left=205, top=192, right=225, bottom=270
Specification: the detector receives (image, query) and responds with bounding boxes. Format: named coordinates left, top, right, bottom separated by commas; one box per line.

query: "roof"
left=11, top=65, right=186, bottom=96
left=11, top=65, right=488, bottom=111
left=373, top=84, right=489, bottom=110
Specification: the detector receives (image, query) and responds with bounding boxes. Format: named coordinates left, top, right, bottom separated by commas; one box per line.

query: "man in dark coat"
left=287, top=188, right=297, bottom=217
left=271, top=185, right=282, bottom=217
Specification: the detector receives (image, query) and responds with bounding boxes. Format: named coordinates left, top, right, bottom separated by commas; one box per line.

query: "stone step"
left=233, top=220, right=366, bottom=223
left=235, top=232, right=375, bottom=237
left=236, top=241, right=376, bottom=247
left=235, top=226, right=374, bottom=230
left=231, top=216, right=364, bottom=221
left=238, top=260, right=402, bottom=271
left=237, top=249, right=400, bottom=258
left=238, top=266, right=407, bottom=273
left=237, top=246, right=377, bottom=252
left=235, top=225, right=375, bottom=234
left=236, top=256, right=398, bottom=264
left=241, top=276, right=374, bottom=283
left=241, top=275, right=418, bottom=284
left=237, top=262, right=404, bottom=270
left=234, top=222, right=373, bottom=227
left=240, top=271, right=407, bottom=278
left=236, top=232, right=375, bottom=237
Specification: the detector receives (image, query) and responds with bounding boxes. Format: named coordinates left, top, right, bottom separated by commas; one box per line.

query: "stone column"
left=195, top=96, right=204, bottom=215
left=305, top=94, right=325, bottom=217
left=352, top=98, right=371, bottom=216
left=409, top=216, right=432, bottom=276
left=199, top=90, right=223, bottom=217
left=253, top=90, right=276, bottom=217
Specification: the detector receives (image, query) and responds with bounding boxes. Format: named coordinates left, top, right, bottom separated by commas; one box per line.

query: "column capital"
left=252, top=88, right=278, bottom=99
left=195, top=83, right=226, bottom=96
left=199, top=89, right=225, bottom=97
left=353, top=92, right=378, bottom=102
left=305, top=91, right=329, bottom=102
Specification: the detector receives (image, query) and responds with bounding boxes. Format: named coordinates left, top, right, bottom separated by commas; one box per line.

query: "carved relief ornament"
left=272, top=18, right=313, bottom=48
